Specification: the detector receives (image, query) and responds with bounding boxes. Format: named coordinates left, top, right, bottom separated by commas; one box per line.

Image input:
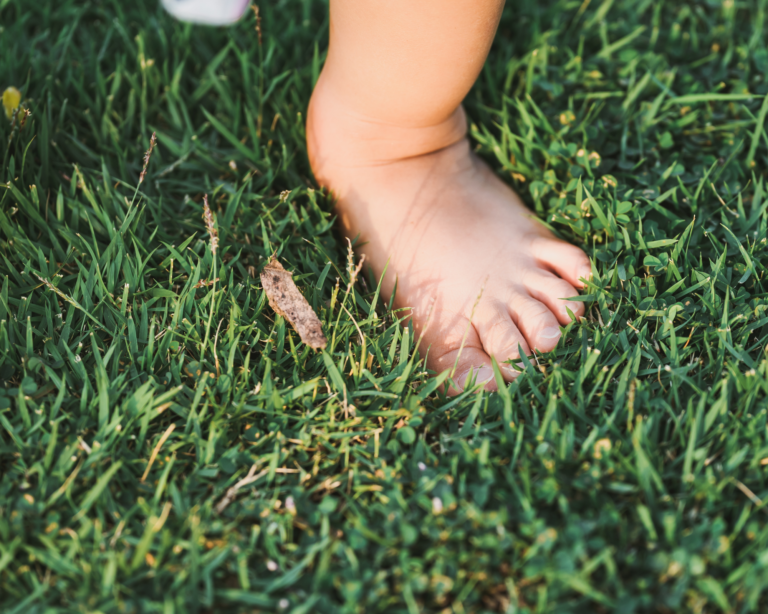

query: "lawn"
left=2, top=0, right=768, bottom=612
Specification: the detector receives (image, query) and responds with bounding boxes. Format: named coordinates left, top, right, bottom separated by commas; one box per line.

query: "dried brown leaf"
left=260, top=257, right=327, bottom=350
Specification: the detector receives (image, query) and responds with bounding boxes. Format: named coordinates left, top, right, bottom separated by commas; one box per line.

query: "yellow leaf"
left=3, top=87, right=21, bottom=119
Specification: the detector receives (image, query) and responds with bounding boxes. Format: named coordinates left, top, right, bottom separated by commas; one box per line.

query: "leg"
left=307, top=0, right=591, bottom=392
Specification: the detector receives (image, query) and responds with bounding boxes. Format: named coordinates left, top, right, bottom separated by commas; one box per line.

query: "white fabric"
left=161, top=0, right=250, bottom=25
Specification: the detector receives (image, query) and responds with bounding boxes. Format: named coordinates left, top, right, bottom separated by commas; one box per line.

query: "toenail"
left=541, top=327, right=561, bottom=340
left=578, top=264, right=593, bottom=283
left=458, top=366, right=495, bottom=390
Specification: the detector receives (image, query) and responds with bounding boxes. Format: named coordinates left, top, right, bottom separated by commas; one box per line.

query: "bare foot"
left=307, top=78, right=591, bottom=393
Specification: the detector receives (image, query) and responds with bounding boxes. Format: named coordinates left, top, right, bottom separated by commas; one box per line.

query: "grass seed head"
left=251, top=5, right=262, bottom=46
left=139, top=132, right=157, bottom=185
left=202, top=194, right=218, bottom=256
left=17, top=107, right=30, bottom=130
left=345, top=237, right=365, bottom=291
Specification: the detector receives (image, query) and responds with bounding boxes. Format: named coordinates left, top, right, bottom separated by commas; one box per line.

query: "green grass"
left=1, top=0, right=768, bottom=611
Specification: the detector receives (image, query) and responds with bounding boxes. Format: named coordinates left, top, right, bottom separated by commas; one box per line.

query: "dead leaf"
left=260, top=257, right=327, bottom=350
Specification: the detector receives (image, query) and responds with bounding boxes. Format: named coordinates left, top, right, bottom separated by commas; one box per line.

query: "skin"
left=307, top=0, right=592, bottom=392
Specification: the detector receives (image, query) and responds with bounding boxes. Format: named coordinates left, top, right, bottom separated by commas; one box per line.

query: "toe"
left=474, top=301, right=529, bottom=382
left=426, top=324, right=497, bottom=395
left=524, top=271, right=585, bottom=324
left=532, top=238, right=592, bottom=289
left=435, top=346, right=497, bottom=395
left=508, top=292, right=563, bottom=353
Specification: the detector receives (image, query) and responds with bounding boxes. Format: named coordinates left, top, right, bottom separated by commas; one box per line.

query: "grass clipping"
left=261, top=257, right=327, bottom=350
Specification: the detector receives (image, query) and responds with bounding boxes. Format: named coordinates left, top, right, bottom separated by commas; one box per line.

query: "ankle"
left=307, top=72, right=468, bottom=183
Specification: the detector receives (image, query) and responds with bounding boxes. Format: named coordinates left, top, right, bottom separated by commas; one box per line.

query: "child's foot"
left=308, top=78, right=591, bottom=393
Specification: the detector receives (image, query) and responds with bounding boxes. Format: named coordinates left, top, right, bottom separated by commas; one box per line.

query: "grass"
left=1, top=0, right=768, bottom=611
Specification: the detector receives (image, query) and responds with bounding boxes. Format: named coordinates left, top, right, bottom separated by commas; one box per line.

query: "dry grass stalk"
left=200, top=193, right=220, bottom=360
left=215, top=463, right=269, bottom=515
left=250, top=5, right=262, bottom=46
left=327, top=239, right=367, bottom=354
left=5, top=106, right=29, bottom=148
left=344, top=238, right=365, bottom=289
left=141, top=423, right=175, bottom=482
left=48, top=458, right=83, bottom=506
left=734, top=478, right=764, bottom=508
left=202, top=194, right=218, bottom=255
left=139, top=132, right=156, bottom=185
left=18, top=107, right=30, bottom=130
left=213, top=318, right=224, bottom=377
left=414, top=295, right=437, bottom=354
left=450, top=279, right=487, bottom=383
left=193, top=277, right=220, bottom=289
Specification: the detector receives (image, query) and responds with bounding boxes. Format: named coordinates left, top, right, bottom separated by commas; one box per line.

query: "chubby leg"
left=307, top=0, right=591, bottom=392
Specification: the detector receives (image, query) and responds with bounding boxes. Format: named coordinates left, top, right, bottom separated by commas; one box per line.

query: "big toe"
left=474, top=301, right=529, bottom=383
left=420, top=310, right=498, bottom=395
left=440, top=346, right=497, bottom=395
